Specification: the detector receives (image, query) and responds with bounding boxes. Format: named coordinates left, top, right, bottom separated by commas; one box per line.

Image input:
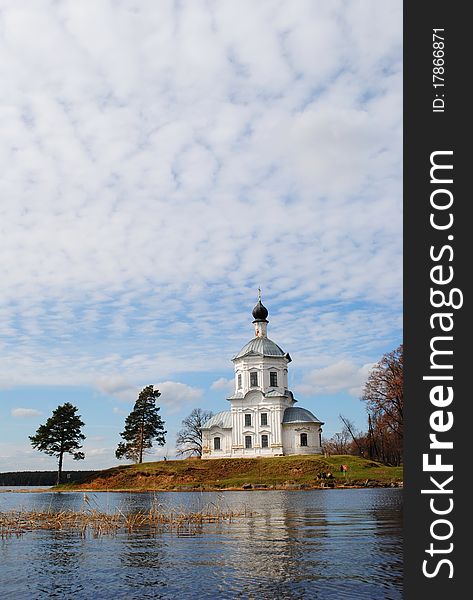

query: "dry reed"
left=0, top=494, right=252, bottom=539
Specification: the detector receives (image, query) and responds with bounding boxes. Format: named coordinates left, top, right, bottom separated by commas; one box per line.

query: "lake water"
left=1, top=489, right=402, bottom=599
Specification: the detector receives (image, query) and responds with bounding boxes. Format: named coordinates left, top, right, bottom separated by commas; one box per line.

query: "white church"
left=201, top=296, right=324, bottom=458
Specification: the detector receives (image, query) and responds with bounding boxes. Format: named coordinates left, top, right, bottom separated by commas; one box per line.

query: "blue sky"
left=0, top=0, right=402, bottom=472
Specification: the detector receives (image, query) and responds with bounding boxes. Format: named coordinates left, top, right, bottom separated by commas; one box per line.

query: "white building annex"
left=201, top=296, right=324, bottom=458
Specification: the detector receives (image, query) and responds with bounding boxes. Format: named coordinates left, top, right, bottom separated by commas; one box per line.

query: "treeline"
left=323, top=344, right=403, bottom=466
left=0, top=471, right=97, bottom=487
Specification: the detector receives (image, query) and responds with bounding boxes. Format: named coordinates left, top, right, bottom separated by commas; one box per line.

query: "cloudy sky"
left=0, top=0, right=402, bottom=472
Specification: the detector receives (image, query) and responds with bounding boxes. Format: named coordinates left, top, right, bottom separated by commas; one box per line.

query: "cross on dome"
left=252, top=289, right=269, bottom=323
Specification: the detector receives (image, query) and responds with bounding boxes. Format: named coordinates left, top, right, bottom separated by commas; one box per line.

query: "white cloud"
left=0, top=1, right=401, bottom=400
left=0, top=443, right=52, bottom=471
left=156, top=382, right=203, bottom=414
left=95, top=376, right=202, bottom=412
left=84, top=447, right=110, bottom=458
left=95, top=376, right=137, bottom=401
left=295, top=360, right=374, bottom=397
left=211, top=377, right=234, bottom=391
left=10, top=408, right=42, bottom=418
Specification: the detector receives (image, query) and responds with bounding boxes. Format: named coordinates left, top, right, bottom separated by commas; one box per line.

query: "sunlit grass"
left=56, top=454, right=402, bottom=492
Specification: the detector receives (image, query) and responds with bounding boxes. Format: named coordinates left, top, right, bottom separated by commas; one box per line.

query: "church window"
left=245, top=413, right=252, bottom=427
left=214, top=437, right=221, bottom=451
left=250, top=371, right=258, bottom=387
left=300, top=433, right=308, bottom=447
left=245, top=435, right=252, bottom=448
left=270, top=371, right=278, bottom=387
left=261, top=413, right=268, bottom=426
left=261, top=434, right=269, bottom=448
left=237, top=374, right=242, bottom=389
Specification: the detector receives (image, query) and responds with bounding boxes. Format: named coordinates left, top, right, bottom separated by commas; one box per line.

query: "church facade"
left=201, top=297, right=323, bottom=458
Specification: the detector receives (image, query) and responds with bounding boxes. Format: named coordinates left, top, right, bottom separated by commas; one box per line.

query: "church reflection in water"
left=5, top=489, right=402, bottom=599
left=114, top=489, right=402, bottom=598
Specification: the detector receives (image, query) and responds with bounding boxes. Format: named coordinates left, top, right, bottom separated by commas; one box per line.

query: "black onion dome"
left=252, top=300, right=268, bottom=321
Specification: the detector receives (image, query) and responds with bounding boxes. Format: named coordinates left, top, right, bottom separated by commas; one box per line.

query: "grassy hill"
left=57, top=455, right=402, bottom=491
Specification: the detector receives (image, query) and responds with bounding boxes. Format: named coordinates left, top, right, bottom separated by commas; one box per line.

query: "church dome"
left=282, top=407, right=323, bottom=424
left=233, top=336, right=287, bottom=360
left=252, top=300, right=268, bottom=321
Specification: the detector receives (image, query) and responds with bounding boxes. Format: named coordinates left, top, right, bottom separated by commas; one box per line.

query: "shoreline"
left=1, top=455, right=403, bottom=493
left=1, top=481, right=403, bottom=493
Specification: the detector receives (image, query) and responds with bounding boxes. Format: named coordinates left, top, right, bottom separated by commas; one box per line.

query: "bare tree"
left=339, top=414, right=365, bottom=457
left=322, top=429, right=351, bottom=455
left=323, top=416, right=367, bottom=457
left=362, top=344, right=403, bottom=465
left=176, top=408, right=214, bottom=457
left=362, top=344, right=403, bottom=434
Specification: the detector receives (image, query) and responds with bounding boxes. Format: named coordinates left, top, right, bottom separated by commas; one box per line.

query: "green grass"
left=57, top=454, right=402, bottom=491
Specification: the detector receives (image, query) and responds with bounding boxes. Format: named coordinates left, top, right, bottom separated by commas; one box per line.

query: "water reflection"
left=26, top=531, right=86, bottom=598
left=1, top=489, right=402, bottom=599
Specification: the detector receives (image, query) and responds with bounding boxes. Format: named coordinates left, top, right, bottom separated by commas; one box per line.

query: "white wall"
left=281, top=423, right=322, bottom=455
left=233, top=355, right=289, bottom=396
left=202, top=428, right=232, bottom=458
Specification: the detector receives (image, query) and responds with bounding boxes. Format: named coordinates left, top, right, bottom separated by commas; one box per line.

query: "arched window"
left=250, top=371, right=258, bottom=387
left=261, top=434, right=269, bottom=448
left=300, top=433, right=308, bottom=447
left=270, top=371, right=278, bottom=387
left=214, top=437, right=221, bottom=451
left=237, top=373, right=242, bottom=389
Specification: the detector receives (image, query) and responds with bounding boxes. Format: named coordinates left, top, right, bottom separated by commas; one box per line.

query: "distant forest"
left=0, top=471, right=97, bottom=487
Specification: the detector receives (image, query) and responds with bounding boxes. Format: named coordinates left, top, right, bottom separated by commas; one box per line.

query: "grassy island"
left=56, top=455, right=402, bottom=492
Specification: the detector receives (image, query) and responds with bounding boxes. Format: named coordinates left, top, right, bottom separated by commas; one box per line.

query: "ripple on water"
left=1, top=489, right=402, bottom=599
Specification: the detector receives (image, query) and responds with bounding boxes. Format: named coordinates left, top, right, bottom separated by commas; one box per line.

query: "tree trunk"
left=57, top=452, right=63, bottom=486
left=139, top=408, right=145, bottom=464
left=139, top=422, right=144, bottom=464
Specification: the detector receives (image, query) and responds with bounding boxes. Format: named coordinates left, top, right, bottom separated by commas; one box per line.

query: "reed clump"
left=0, top=496, right=251, bottom=539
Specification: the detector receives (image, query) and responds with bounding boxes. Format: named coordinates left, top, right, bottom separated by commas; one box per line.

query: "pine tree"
left=116, top=385, right=166, bottom=463
left=29, top=403, right=85, bottom=485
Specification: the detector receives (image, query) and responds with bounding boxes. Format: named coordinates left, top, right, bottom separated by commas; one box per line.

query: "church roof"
left=233, top=337, right=290, bottom=360
left=201, top=411, right=232, bottom=430
left=265, top=389, right=293, bottom=398
left=226, top=389, right=296, bottom=401
left=282, top=407, right=323, bottom=425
